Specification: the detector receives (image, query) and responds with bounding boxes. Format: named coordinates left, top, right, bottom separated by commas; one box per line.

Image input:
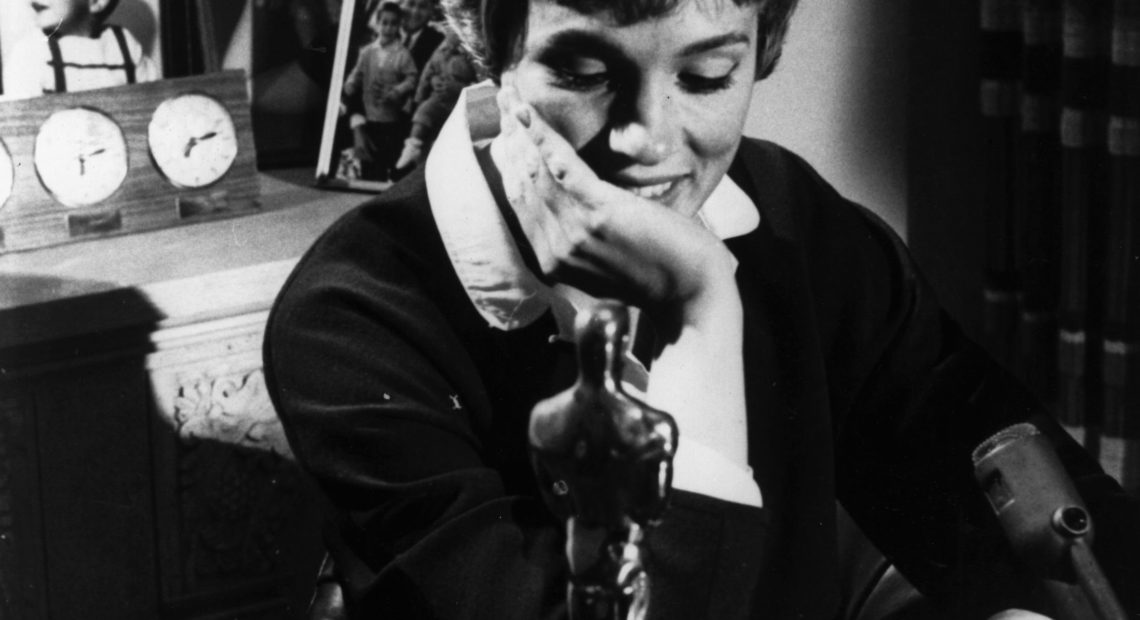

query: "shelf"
left=0, top=171, right=365, bottom=352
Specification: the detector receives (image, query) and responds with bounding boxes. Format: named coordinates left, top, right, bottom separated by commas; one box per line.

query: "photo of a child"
left=341, top=1, right=417, bottom=183
left=317, top=0, right=479, bottom=190
left=2, top=0, right=159, bottom=99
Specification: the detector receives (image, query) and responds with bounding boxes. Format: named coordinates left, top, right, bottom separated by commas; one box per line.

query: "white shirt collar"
left=424, top=81, right=760, bottom=334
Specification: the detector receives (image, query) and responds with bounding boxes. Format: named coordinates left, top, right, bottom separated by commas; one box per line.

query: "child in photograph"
left=341, top=1, right=418, bottom=182
left=393, top=26, right=477, bottom=171
left=4, top=0, right=158, bottom=98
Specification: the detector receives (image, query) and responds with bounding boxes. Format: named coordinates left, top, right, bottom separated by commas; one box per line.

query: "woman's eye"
left=679, top=72, right=735, bottom=94
left=549, top=58, right=610, bottom=91
left=552, top=69, right=609, bottom=91
left=679, top=59, right=739, bottom=94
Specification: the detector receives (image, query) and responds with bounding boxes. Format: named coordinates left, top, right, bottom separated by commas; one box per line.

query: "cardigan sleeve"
left=263, top=190, right=769, bottom=619
left=343, top=49, right=366, bottom=97
left=785, top=152, right=1140, bottom=618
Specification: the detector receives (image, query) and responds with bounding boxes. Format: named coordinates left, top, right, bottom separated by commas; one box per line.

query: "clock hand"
left=183, top=132, right=220, bottom=158
left=76, top=148, right=107, bottom=176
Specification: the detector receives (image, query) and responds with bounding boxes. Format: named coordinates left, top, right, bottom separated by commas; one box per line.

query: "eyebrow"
left=679, top=32, right=752, bottom=56
left=535, top=29, right=751, bottom=60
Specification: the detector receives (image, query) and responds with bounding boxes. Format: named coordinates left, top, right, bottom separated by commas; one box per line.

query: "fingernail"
left=515, top=105, right=531, bottom=128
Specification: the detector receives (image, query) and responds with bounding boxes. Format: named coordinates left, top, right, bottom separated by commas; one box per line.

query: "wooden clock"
left=0, top=70, right=259, bottom=254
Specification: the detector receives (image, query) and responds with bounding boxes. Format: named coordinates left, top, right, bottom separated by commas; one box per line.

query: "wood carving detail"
left=173, top=368, right=292, bottom=459
left=172, top=368, right=300, bottom=588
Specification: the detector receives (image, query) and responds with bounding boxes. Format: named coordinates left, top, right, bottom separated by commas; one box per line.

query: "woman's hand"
left=492, top=80, right=738, bottom=333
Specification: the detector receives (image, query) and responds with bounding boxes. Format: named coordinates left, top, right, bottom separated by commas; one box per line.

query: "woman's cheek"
left=679, top=92, right=750, bottom=158
left=531, top=93, right=611, bottom=151
left=678, top=103, right=739, bottom=159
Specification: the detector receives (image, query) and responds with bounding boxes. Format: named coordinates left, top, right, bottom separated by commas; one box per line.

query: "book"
left=980, top=0, right=1024, bottom=368
left=1016, top=0, right=1063, bottom=403
left=1057, top=0, right=1111, bottom=449
left=1100, top=0, right=1140, bottom=495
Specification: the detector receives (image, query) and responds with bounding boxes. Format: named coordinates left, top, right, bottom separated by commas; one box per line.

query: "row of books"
left=979, top=0, right=1139, bottom=494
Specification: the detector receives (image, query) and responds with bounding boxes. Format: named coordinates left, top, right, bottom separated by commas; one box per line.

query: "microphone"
left=972, top=423, right=1127, bottom=620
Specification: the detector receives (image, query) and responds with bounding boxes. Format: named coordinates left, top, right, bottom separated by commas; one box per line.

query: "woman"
left=264, top=0, right=1140, bottom=618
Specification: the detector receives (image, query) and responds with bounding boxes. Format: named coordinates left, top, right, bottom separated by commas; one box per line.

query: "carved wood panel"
left=148, top=313, right=322, bottom=618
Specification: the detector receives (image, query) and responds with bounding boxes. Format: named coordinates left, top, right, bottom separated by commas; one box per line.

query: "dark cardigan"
left=264, top=138, right=1140, bottom=619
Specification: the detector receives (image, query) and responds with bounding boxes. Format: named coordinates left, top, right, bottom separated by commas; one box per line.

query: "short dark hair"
left=442, top=0, right=798, bottom=82
left=377, top=1, right=404, bottom=20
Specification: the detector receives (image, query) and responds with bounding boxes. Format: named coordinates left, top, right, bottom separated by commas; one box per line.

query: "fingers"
left=508, top=96, right=608, bottom=211
left=496, top=83, right=589, bottom=282
left=495, top=82, right=548, bottom=245
left=492, top=82, right=677, bottom=300
left=496, top=85, right=607, bottom=265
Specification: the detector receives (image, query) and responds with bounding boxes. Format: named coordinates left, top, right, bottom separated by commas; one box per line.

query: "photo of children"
left=316, top=0, right=477, bottom=190
left=340, top=1, right=417, bottom=183
left=1, top=0, right=160, bottom=99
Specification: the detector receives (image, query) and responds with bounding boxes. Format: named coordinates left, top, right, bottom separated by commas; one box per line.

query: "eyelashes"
left=547, top=63, right=739, bottom=95
left=678, top=72, right=736, bottom=94
left=550, top=67, right=610, bottom=92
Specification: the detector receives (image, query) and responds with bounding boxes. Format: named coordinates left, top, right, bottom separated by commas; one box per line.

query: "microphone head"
left=972, top=422, right=1040, bottom=467
left=972, top=423, right=1091, bottom=573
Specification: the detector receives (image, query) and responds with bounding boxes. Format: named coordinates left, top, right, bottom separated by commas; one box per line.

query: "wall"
left=745, top=0, right=910, bottom=237
left=905, top=2, right=984, bottom=333
left=745, top=2, right=984, bottom=330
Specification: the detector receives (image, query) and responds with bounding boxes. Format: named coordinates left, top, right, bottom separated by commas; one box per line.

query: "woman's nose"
left=608, top=87, right=678, bottom=165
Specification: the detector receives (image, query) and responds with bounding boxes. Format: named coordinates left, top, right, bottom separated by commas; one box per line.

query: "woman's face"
left=504, top=0, right=759, bottom=217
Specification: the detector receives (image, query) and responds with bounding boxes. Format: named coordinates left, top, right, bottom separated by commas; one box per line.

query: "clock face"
left=148, top=93, right=238, bottom=189
left=34, top=108, right=129, bottom=208
left=0, top=138, right=13, bottom=210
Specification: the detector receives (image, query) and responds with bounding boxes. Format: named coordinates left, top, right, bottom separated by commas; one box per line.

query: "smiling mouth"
left=627, top=181, right=675, bottom=200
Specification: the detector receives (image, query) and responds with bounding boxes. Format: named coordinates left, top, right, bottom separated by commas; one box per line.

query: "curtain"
left=979, top=0, right=1140, bottom=495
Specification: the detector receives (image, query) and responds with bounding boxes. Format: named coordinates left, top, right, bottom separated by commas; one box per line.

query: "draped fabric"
left=979, top=0, right=1140, bottom=494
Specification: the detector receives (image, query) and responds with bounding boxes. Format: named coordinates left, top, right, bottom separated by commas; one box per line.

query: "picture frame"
left=315, top=0, right=478, bottom=191
left=315, top=0, right=395, bottom=192
left=248, top=0, right=341, bottom=169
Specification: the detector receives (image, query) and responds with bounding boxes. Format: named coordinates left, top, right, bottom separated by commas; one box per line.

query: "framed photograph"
left=316, top=0, right=476, bottom=191
left=316, top=0, right=379, bottom=191
left=0, top=0, right=162, bottom=99
left=318, top=0, right=420, bottom=192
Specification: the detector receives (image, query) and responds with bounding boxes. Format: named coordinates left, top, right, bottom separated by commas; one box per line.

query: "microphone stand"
left=1048, top=506, right=1126, bottom=620
left=529, top=301, right=678, bottom=620
left=973, top=423, right=1127, bottom=620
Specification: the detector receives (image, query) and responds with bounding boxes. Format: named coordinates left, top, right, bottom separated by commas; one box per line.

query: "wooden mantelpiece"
left=0, top=172, right=362, bottom=619
left=0, top=172, right=359, bottom=352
